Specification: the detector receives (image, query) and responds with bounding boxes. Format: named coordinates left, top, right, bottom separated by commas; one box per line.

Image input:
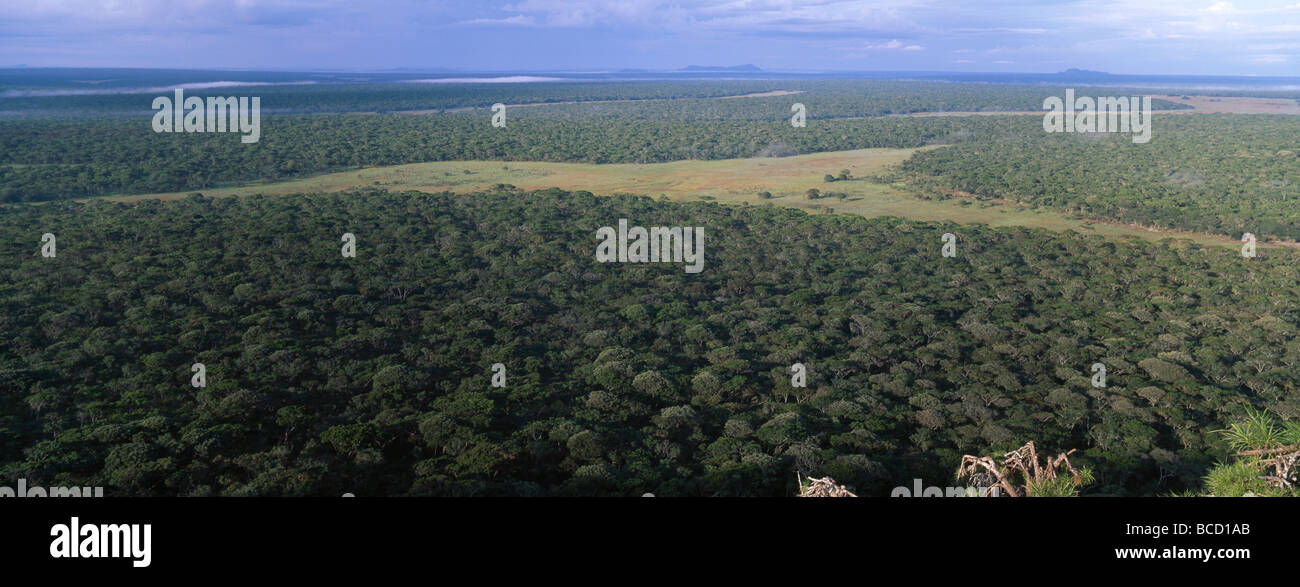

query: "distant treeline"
left=899, top=114, right=1300, bottom=241
left=497, top=81, right=1191, bottom=121
left=0, top=79, right=1193, bottom=119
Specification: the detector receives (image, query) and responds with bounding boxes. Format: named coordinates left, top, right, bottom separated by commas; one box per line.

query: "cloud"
left=949, top=27, right=1048, bottom=34
left=457, top=15, right=536, bottom=26
left=864, top=39, right=924, bottom=50
left=0, top=0, right=1295, bottom=74
left=462, top=0, right=926, bottom=35
left=1066, top=0, right=1300, bottom=41
left=2, top=0, right=339, bottom=32
left=1205, top=1, right=1235, bottom=13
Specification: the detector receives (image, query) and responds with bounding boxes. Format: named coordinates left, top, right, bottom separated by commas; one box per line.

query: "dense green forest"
left=5, top=110, right=1297, bottom=246
left=898, top=114, right=1300, bottom=241
left=0, top=114, right=1009, bottom=200
left=2, top=190, right=1296, bottom=496
left=0, top=93, right=1184, bottom=204
left=3, top=76, right=1298, bottom=497
left=4, top=78, right=1288, bottom=248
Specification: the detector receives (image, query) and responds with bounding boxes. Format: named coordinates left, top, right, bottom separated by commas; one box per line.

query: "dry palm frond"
left=1239, top=445, right=1300, bottom=491
left=796, top=473, right=857, bottom=497
left=956, top=441, right=1081, bottom=497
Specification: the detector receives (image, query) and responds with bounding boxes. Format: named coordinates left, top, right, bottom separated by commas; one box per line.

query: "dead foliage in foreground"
left=1239, top=445, right=1300, bottom=491
left=956, top=441, right=1082, bottom=497
left=796, top=473, right=857, bottom=497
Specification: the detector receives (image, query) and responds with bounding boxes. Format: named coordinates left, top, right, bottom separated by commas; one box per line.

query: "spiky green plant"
left=1215, top=408, right=1299, bottom=452
left=1027, top=467, right=1094, bottom=497
left=1203, top=461, right=1260, bottom=497
left=1201, top=410, right=1300, bottom=497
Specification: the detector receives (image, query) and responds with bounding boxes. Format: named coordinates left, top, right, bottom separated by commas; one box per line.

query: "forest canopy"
left=2, top=189, right=1296, bottom=496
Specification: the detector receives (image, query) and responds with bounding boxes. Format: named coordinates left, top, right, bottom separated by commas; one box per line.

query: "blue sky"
left=2, top=0, right=1298, bottom=74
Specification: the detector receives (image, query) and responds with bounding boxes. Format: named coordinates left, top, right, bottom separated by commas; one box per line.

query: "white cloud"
left=1205, top=1, right=1235, bottom=13
left=863, top=39, right=924, bottom=50
left=3, top=0, right=1296, bottom=73
left=458, top=15, right=536, bottom=26
left=1249, top=53, right=1289, bottom=62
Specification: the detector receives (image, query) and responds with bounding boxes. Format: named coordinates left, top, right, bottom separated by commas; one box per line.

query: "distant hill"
left=1053, top=68, right=1115, bottom=80
left=679, top=64, right=762, bottom=72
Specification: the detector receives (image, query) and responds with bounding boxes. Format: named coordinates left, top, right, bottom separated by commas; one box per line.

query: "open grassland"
left=1150, top=95, right=1300, bottom=115
left=109, top=147, right=1257, bottom=250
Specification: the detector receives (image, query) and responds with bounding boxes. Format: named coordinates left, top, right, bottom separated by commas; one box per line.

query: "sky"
left=2, top=0, right=1299, bottom=75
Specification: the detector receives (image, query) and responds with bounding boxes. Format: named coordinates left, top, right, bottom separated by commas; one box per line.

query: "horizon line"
left=3, top=65, right=1299, bottom=80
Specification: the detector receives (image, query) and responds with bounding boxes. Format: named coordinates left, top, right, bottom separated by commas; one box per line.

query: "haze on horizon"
left=2, top=0, right=1298, bottom=76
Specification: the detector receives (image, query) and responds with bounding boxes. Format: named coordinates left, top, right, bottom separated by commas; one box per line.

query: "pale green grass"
left=102, top=148, right=1252, bottom=250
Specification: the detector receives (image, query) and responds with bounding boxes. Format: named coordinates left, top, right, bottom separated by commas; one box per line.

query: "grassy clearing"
left=106, top=147, right=1250, bottom=249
